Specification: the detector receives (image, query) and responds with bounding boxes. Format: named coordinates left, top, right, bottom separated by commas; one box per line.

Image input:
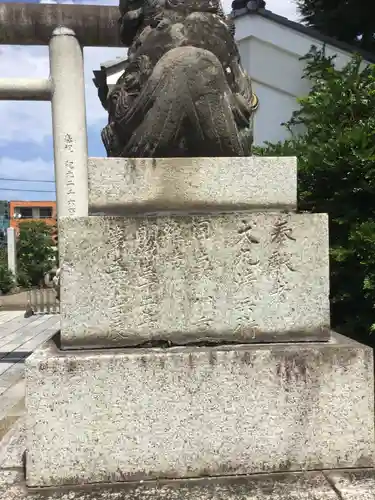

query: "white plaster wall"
left=106, top=66, right=123, bottom=86
left=235, top=14, right=364, bottom=145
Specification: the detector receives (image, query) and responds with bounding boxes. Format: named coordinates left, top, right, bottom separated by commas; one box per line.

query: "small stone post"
left=6, top=227, right=16, bottom=277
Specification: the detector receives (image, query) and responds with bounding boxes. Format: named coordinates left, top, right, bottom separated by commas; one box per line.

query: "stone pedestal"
left=87, top=157, right=297, bottom=214
left=58, top=156, right=329, bottom=349
left=26, top=333, right=374, bottom=487
left=25, top=156, right=375, bottom=492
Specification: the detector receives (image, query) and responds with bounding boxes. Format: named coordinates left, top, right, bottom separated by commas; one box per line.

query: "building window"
left=14, top=207, right=33, bottom=218
left=39, top=207, right=53, bottom=218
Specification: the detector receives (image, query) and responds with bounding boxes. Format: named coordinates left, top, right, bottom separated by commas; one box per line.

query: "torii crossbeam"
left=0, top=2, right=120, bottom=46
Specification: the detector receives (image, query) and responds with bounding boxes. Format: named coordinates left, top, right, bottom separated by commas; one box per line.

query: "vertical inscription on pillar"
left=268, top=216, right=296, bottom=299
left=64, top=134, right=76, bottom=216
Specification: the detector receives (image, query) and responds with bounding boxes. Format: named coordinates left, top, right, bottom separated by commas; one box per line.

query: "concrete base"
left=26, top=333, right=374, bottom=487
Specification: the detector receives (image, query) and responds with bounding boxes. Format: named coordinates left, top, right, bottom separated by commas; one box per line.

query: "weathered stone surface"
left=26, top=334, right=374, bottom=487
left=87, top=157, right=297, bottom=214
left=59, top=213, right=329, bottom=349
left=0, top=469, right=339, bottom=499
left=325, top=469, right=375, bottom=499
left=0, top=470, right=25, bottom=500
left=101, top=0, right=257, bottom=157
left=0, top=417, right=25, bottom=469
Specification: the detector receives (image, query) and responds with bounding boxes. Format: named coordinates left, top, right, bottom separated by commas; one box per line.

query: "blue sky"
left=0, top=0, right=298, bottom=202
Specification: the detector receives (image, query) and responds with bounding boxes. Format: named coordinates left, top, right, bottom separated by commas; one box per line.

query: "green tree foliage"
left=255, top=47, right=375, bottom=341
left=17, top=221, right=56, bottom=288
left=296, top=0, right=375, bottom=53
left=0, top=248, right=14, bottom=294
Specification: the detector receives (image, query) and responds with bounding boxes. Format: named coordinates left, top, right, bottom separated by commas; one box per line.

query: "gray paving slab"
left=0, top=316, right=50, bottom=354
left=0, top=363, right=24, bottom=396
left=0, top=312, right=24, bottom=323
left=0, top=316, right=40, bottom=343
left=0, top=314, right=60, bottom=442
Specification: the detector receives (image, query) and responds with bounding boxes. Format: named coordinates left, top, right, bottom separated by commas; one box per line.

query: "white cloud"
left=0, top=43, right=123, bottom=146
left=0, top=46, right=50, bottom=146
left=0, top=157, right=53, bottom=180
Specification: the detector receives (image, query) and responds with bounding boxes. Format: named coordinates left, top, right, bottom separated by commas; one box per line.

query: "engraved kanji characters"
left=268, top=217, right=297, bottom=298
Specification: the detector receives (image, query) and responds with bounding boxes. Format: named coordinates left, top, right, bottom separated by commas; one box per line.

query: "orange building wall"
left=9, top=201, right=57, bottom=233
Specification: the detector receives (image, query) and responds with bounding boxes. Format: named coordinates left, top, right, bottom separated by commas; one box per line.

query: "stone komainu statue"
left=102, top=0, right=259, bottom=157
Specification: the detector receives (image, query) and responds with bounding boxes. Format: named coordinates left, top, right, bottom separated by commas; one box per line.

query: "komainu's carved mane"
left=102, top=0, right=258, bottom=157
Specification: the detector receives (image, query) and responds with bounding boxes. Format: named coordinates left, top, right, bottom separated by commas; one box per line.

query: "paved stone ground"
left=0, top=312, right=60, bottom=440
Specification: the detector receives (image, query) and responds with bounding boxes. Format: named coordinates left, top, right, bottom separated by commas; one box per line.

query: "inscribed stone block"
left=59, top=213, right=329, bottom=349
